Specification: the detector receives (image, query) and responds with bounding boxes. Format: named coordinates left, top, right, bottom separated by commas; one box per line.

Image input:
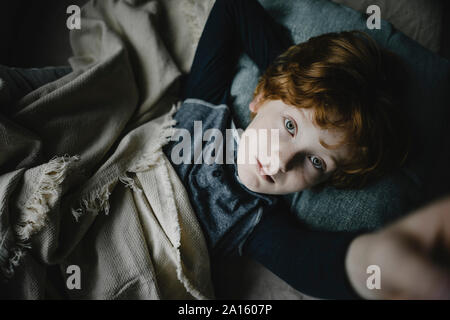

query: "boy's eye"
left=309, top=155, right=324, bottom=171
left=284, top=118, right=296, bottom=135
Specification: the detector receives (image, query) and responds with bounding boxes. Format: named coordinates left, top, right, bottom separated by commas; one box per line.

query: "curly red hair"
left=251, top=31, right=410, bottom=189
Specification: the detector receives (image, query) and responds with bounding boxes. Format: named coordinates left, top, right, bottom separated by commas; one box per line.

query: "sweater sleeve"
left=241, top=206, right=364, bottom=300
left=182, top=0, right=293, bottom=105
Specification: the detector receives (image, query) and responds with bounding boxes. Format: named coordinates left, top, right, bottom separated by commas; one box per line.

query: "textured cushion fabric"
left=331, top=0, right=444, bottom=54
left=229, top=0, right=450, bottom=232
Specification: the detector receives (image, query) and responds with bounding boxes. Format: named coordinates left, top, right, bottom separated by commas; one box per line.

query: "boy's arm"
left=229, top=0, right=293, bottom=72
left=346, top=195, right=450, bottom=300
left=183, top=0, right=293, bottom=104
left=244, top=196, right=450, bottom=300
left=242, top=205, right=363, bottom=300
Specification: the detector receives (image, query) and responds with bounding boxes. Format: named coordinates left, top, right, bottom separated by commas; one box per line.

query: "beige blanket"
left=0, top=0, right=215, bottom=299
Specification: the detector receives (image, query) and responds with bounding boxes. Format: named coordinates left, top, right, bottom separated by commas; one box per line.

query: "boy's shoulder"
left=181, top=98, right=229, bottom=110
left=174, top=98, right=234, bottom=131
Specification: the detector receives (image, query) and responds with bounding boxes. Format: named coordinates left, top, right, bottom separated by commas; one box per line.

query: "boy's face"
left=237, top=98, right=352, bottom=195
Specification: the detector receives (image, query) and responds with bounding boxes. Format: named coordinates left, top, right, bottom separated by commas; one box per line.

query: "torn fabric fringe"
left=119, top=174, right=143, bottom=193
left=1, top=155, right=80, bottom=280
left=15, top=155, right=80, bottom=242
left=130, top=101, right=180, bottom=172
left=71, top=101, right=180, bottom=221
left=0, top=229, right=31, bottom=280
left=71, top=182, right=114, bottom=222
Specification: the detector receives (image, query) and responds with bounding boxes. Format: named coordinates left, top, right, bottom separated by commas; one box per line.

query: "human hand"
left=345, top=195, right=450, bottom=299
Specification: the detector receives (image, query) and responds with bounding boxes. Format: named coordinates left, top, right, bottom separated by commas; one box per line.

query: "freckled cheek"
left=306, top=166, right=326, bottom=186
left=288, top=164, right=319, bottom=190
left=283, top=168, right=308, bottom=191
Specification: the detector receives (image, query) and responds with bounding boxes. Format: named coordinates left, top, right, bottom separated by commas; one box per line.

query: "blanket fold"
left=0, top=0, right=216, bottom=299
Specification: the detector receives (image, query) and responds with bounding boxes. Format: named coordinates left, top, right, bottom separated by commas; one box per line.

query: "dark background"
left=1, top=0, right=449, bottom=68
left=0, top=0, right=88, bottom=67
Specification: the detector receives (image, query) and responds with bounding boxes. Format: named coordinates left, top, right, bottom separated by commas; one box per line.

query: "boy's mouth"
left=256, top=158, right=275, bottom=183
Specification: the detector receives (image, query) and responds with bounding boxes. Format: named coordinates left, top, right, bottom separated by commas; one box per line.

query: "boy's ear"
left=249, top=92, right=263, bottom=113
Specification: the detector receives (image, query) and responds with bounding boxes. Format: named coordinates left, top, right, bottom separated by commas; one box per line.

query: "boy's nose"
left=262, top=150, right=299, bottom=176
left=260, top=140, right=303, bottom=175
left=277, top=158, right=289, bottom=174
left=276, top=147, right=303, bottom=173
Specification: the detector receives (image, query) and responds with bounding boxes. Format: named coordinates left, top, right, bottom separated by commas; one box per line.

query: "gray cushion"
left=331, top=0, right=444, bottom=53
left=229, top=0, right=450, bottom=231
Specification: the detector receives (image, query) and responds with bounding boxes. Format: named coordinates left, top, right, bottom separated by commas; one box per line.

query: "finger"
left=392, top=195, right=450, bottom=250
left=385, top=248, right=450, bottom=300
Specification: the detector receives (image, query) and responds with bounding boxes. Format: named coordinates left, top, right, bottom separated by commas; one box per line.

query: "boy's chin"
left=237, top=165, right=263, bottom=192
